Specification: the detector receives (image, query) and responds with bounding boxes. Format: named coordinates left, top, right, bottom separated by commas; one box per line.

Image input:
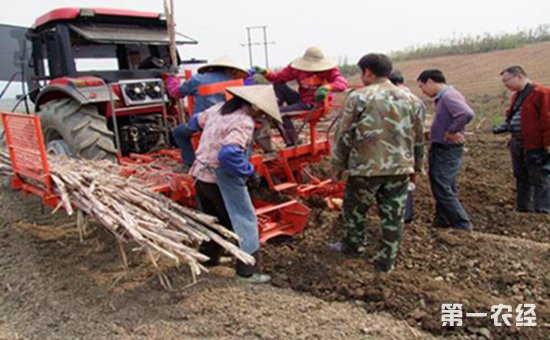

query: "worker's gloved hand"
left=252, top=66, right=268, bottom=76
left=247, top=171, right=262, bottom=189
left=161, top=65, right=179, bottom=81
left=161, top=65, right=180, bottom=82
left=168, top=65, right=179, bottom=74
left=163, top=75, right=183, bottom=98
left=314, top=85, right=331, bottom=102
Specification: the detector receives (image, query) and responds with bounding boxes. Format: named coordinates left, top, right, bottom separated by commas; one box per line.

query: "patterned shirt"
left=331, top=79, right=425, bottom=177
left=190, top=103, right=255, bottom=183
left=507, top=83, right=534, bottom=136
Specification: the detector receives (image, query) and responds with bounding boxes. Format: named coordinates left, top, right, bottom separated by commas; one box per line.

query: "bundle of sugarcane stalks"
left=0, top=150, right=254, bottom=279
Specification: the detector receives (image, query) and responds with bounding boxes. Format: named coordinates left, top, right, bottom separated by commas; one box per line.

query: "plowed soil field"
left=1, top=43, right=549, bottom=339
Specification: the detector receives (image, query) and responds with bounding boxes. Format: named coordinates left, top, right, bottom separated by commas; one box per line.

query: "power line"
left=241, top=26, right=276, bottom=68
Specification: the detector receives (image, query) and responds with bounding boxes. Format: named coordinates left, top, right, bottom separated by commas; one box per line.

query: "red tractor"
left=18, top=8, right=200, bottom=159
left=0, top=7, right=344, bottom=242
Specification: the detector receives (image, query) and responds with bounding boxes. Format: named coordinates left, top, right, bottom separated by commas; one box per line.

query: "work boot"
left=430, top=220, right=450, bottom=229
left=374, top=259, right=395, bottom=273
left=329, top=241, right=364, bottom=258
left=236, top=272, right=272, bottom=284
left=235, top=251, right=270, bottom=284
left=199, top=241, right=223, bottom=266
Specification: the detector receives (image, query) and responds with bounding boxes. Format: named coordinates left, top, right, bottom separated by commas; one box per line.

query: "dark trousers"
left=194, top=180, right=258, bottom=276
left=404, top=190, right=414, bottom=223
left=273, top=83, right=312, bottom=146
left=172, top=122, right=199, bottom=166
left=510, top=138, right=550, bottom=213
left=428, top=144, right=471, bottom=229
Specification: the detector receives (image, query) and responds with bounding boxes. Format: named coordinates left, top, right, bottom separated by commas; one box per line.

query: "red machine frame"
left=1, top=113, right=59, bottom=207
left=0, top=7, right=345, bottom=244
left=1, top=79, right=344, bottom=244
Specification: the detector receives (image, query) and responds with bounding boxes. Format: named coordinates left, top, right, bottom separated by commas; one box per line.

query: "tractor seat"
left=280, top=98, right=330, bottom=120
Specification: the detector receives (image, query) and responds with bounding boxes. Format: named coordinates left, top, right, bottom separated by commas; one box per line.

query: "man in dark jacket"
left=498, top=65, right=550, bottom=214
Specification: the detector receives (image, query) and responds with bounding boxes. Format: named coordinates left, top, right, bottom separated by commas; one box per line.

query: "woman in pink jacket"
left=191, top=85, right=282, bottom=283
left=254, top=47, right=348, bottom=146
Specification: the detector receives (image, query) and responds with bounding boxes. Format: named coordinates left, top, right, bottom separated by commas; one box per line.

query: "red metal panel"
left=1, top=113, right=59, bottom=209
left=1, top=113, right=52, bottom=191
left=33, top=8, right=81, bottom=28
left=49, top=76, right=104, bottom=88
left=106, top=105, right=164, bottom=118
left=187, top=79, right=245, bottom=114
left=255, top=199, right=311, bottom=244
left=34, top=7, right=160, bottom=28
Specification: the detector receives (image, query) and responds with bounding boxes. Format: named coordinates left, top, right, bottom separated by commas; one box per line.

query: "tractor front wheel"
left=38, top=98, right=117, bottom=161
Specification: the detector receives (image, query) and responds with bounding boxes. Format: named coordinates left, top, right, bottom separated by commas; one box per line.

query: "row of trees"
left=390, top=24, right=550, bottom=62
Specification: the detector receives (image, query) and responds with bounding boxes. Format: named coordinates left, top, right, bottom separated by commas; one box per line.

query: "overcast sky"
left=0, top=1, right=546, bottom=103
left=1, top=0, right=549, bottom=70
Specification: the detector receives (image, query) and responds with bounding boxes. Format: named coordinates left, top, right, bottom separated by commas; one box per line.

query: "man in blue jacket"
left=164, top=57, right=249, bottom=169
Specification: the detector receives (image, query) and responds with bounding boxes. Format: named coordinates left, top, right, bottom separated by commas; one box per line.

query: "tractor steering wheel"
left=138, top=56, right=166, bottom=70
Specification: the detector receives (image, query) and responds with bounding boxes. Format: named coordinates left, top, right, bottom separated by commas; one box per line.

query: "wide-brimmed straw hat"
left=226, top=85, right=282, bottom=123
left=198, top=56, right=250, bottom=78
left=290, top=46, right=337, bottom=72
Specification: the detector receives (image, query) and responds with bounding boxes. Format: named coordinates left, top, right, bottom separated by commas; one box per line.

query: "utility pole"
left=262, top=26, right=270, bottom=68
left=164, top=0, right=177, bottom=68
left=241, top=26, right=275, bottom=68
left=246, top=27, right=254, bottom=67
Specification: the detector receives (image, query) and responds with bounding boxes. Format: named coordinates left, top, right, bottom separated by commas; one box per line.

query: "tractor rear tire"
left=38, top=98, right=117, bottom=161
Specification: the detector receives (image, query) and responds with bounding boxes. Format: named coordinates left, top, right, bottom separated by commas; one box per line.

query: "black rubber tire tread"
left=38, top=98, right=117, bottom=161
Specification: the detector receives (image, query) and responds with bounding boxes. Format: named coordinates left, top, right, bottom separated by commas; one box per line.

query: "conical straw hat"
left=290, top=47, right=337, bottom=72
left=226, top=85, right=282, bottom=123
left=198, top=56, right=250, bottom=78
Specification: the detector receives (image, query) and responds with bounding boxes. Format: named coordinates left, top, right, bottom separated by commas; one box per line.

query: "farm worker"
left=388, top=70, right=427, bottom=224
left=253, top=46, right=348, bottom=146
left=163, top=57, right=250, bottom=170
left=190, top=85, right=282, bottom=283
left=417, top=69, right=474, bottom=231
left=496, top=66, right=550, bottom=213
left=330, top=53, right=425, bottom=273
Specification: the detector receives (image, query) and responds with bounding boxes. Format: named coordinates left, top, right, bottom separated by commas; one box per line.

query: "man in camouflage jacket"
left=330, top=53, right=425, bottom=273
